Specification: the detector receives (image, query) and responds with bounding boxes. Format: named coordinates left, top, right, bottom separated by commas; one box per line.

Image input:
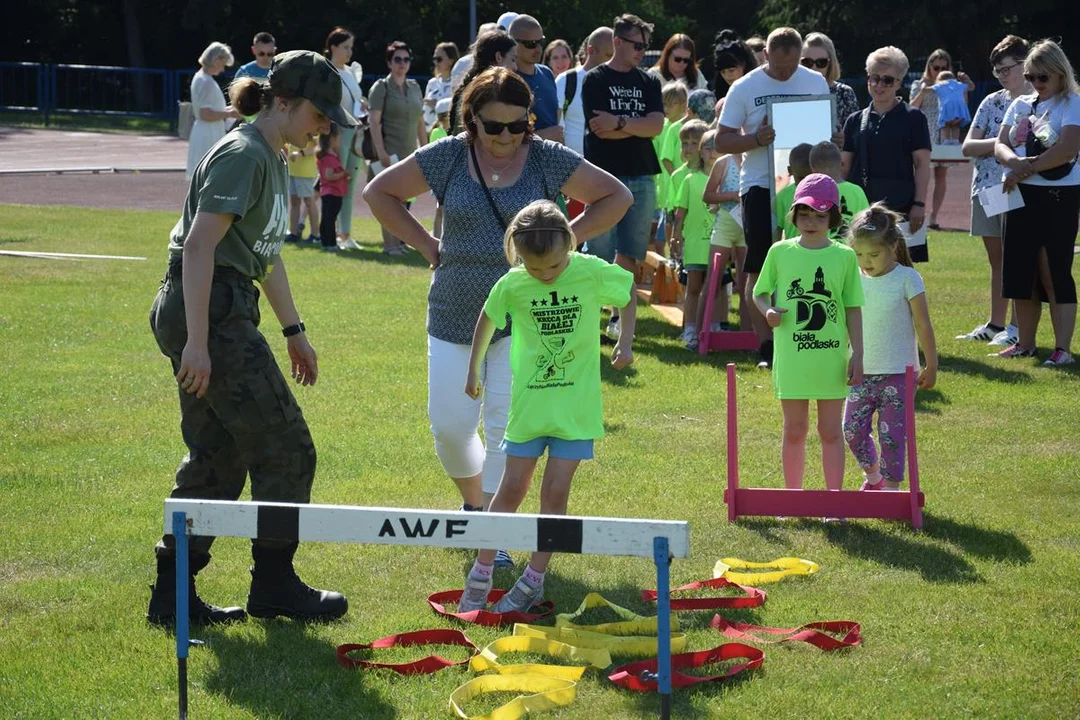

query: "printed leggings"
left=843, top=374, right=907, bottom=483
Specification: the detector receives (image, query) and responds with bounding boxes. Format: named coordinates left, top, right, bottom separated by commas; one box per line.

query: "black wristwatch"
left=282, top=322, right=306, bottom=337
left=616, top=116, right=627, bottom=131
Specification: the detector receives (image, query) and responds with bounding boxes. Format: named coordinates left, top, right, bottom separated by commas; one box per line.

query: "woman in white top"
left=186, top=42, right=241, bottom=179
left=994, top=40, right=1080, bottom=366
left=424, top=42, right=459, bottom=132
left=324, top=27, right=366, bottom=250
left=649, top=34, right=708, bottom=90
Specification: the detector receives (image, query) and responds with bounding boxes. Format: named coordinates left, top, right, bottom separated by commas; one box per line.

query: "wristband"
left=282, top=322, right=306, bottom=337
left=449, top=674, right=577, bottom=720
left=469, top=635, right=611, bottom=681
left=556, top=592, right=679, bottom=636
left=336, top=629, right=477, bottom=674
left=513, top=623, right=688, bottom=658
left=641, top=577, right=766, bottom=611
left=713, top=556, right=819, bottom=584
left=428, top=589, right=554, bottom=627
left=911, top=200, right=925, bottom=208
left=616, top=116, right=626, bottom=131
left=608, top=643, right=764, bottom=692
left=710, top=615, right=862, bottom=651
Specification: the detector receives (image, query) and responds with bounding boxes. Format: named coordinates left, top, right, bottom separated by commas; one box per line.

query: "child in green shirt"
left=459, top=200, right=637, bottom=614
left=671, top=120, right=711, bottom=349
left=753, top=174, right=864, bottom=505
left=429, top=97, right=452, bottom=237
left=652, top=82, right=689, bottom=253
left=808, top=140, right=870, bottom=239
left=775, top=143, right=814, bottom=241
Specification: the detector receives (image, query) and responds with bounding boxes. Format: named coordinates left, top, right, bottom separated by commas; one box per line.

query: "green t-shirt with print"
left=484, top=253, right=634, bottom=442
left=778, top=181, right=871, bottom=241
left=673, top=168, right=712, bottom=266
left=169, top=124, right=289, bottom=281
left=753, top=240, right=864, bottom=400
left=666, top=163, right=691, bottom=212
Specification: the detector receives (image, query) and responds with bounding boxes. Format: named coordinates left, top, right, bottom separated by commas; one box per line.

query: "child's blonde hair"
left=847, top=202, right=913, bottom=267
left=700, top=128, right=718, bottom=154
left=504, top=200, right=575, bottom=265
left=679, top=119, right=709, bottom=170
left=661, top=81, right=689, bottom=107
left=936, top=70, right=956, bottom=82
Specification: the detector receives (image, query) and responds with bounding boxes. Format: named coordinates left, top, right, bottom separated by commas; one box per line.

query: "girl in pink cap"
left=753, top=173, right=864, bottom=508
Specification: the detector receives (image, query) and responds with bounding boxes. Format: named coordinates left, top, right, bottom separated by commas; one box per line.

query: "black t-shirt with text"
left=581, top=64, right=663, bottom=178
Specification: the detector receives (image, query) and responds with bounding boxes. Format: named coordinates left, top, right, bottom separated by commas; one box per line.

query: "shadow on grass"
left=289, top=239, right=434, bottom=269
left=939, top=352, right=1035, bottom=384
left=620, top=315, right=755, bottom=369
left=921, top=512, right=1033, bottom=564
left=198, top=620, right=397, bottom=719
left=913, top=387, right=949, bottom=415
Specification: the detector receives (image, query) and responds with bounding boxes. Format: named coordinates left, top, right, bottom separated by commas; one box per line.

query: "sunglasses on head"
left=391, top=55, right=412, bottom=64
left=671, top=55, right=692, bottom=64
left=1024, top=72, right=1051, bottom=83
left=515, top=37, right=545, bottom=50
left=256, top=51, right=275, bottom=58
left=476, top=115, right=530, bottom=135
left=868, top=74, right=897, bottom=87
left=801, top=57, right=830, bottom=69
left=617, top=35, right=649, bottom=52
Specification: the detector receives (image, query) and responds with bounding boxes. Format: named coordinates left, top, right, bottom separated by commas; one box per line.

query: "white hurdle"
left=165, top=499, right=691, bottom=720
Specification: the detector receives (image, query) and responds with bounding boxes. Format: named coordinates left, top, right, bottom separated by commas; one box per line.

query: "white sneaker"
left=457, top=573, right=492, bottom=613
left=679, top=326, right=697, bottom=342
left=338, top=238, right=362, bottom=251
left=710, top=322, right=729, bottom=333
left=988, top=325, right=1018, bottom=347
left=955, top=323, right=998, bottom=342
left=605, top=318, right=621, bottom=341
left=492, top=574, right=544, bottom=614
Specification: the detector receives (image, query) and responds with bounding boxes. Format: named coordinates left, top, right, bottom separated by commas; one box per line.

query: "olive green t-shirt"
left=168, top=123, right=289, bottom=281
left=484, top=253, right=634, bottom=442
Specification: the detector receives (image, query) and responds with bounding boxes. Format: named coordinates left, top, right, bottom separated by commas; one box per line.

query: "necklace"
left=478, top=150, right=516, bottom=182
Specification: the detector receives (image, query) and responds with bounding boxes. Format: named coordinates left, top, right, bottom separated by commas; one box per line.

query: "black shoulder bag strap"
left=562, top=71, right=578, bottom=116
left=857, top=106, right=873, bottom=190
left=470, top=143, right=508, bottom=231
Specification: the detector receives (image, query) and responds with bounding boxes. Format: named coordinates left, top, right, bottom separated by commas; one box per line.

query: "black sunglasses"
left=931, top=64, right=949, bottom=72
left=868, top=74, right=897, bottom=87
left=617, top=35, right=649, bottom=52
left=515, top=37, right=545, bottom=50
left=256, top=51, right=275, bottom=58
left=1024, top=72, right=1051, bottom=83
left=671, top=55, right=692, bottom=65
left=391, top=55, right=412, bottom=64
left=801, top=57, right=830, bottom=69
left=476, top=115, right=530, bottom=135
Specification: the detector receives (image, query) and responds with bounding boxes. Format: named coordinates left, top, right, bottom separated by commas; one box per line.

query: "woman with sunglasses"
left=910, top=49, right=975, bottom=230
left=424, top=42, right=459, bottom=133
left=649, top=34, right=707, bottom=90
left=956, top=35, right=1031, bottom=348
left=802, top=33, right=859, bottom=138
left=993, top=39, right=1080, bottom=367
left=841, top=46, right=932, bottom=261
left=363, top=67, right=631, bottom=555
left=369, top=41, right=427, bottom=255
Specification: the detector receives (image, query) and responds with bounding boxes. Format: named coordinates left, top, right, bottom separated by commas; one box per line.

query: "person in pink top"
left=316, top=126, right=351, bottom=252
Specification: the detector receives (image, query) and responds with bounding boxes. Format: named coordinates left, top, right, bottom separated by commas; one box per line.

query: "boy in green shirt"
left=652, top=82, right=689, bottom=253
left=460, top=200, right=636, bottom=616
left=775, top=143, right=814, bottom=241
left=808, top=140, right=870, bottom=239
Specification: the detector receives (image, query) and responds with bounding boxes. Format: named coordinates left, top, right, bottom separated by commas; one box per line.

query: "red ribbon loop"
left=608, top=643, right=765, bottom=691
left=336, top=628, right=478, bottom=674
left=428, top=589, right=555, bottom=627
left=710, top=615, right=862, bottom=651
left=641, top=577, right=766, bottom=610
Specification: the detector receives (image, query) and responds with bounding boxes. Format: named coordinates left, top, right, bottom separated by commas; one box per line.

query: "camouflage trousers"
left=150, top=262, right=316, bottom=558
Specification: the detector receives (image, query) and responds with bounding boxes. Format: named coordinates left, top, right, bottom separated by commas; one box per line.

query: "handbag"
left=1025, top=98, right=1075, bottom=181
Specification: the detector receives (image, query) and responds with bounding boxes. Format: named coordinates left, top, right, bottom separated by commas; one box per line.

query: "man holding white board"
left=716, top=27, right=828, bottom=369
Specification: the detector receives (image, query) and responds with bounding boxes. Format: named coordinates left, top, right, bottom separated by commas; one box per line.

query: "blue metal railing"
left=0, top=61, right=433, bottom=130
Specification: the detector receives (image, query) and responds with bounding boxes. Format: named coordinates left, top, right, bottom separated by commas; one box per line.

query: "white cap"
left=435, top=97, right=452, bottom=114
left=497, top=12, right=519, bottom=31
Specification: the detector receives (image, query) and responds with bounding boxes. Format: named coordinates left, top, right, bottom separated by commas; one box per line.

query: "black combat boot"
left=247, top=542, right=348, bottom=621
left=147, top=553, right=248, bottom=626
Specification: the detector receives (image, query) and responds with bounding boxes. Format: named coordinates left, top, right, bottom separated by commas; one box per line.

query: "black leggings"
left=320, top=195, right=344, bottom=248
left=1002, top=184, right=1079, bottom=303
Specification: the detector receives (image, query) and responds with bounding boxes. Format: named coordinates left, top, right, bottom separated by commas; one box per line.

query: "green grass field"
left=1, top=203, right=1078, bottom=719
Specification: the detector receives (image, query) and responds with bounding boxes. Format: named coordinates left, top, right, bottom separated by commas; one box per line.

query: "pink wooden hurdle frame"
left=724, top=363, right=925, bottom=528
left=698, top=252, right=760, bottom=354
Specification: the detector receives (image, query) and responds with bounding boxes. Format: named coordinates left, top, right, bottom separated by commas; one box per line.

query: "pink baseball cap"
left=792, top=173, right=839, bottom=212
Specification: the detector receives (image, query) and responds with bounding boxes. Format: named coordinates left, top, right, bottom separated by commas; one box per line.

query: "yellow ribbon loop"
left=469, top=636, right=612, bottom=681
left=713, top=557, right=820, bottom=585
left=449, top=674, right=577, bottom=720
left=555, top=592, right=680, bottom=636
left=513, top=623, right=688, bottom=657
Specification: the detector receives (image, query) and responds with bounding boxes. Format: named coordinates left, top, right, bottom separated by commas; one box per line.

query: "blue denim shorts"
left=584, top=175, right=657, bottom=263
left=500, top=437, right=595, bottom=460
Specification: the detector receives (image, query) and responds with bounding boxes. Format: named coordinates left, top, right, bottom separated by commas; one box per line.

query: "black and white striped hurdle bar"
left=164, top=499, right=690, bottom=558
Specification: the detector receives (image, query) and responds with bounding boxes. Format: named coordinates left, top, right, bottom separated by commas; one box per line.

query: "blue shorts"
left=500, top=437, right=595, bottom=460
left=584, top=175, right=657, bottom=263
left=654, top=208, right=667, bottom=242
left=289, top=176, right=316, bottom=198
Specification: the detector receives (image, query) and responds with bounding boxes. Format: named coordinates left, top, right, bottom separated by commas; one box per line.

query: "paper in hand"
left=898, top=221, right=927, bottom=248
left=976, top=184, right=1025, bottom=218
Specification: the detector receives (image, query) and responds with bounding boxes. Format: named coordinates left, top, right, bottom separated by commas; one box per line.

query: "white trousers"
left=427, top=335, right=511, bottom=495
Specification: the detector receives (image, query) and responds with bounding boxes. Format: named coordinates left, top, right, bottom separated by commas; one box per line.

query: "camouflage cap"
left=268, top=50, right=358, bottom=127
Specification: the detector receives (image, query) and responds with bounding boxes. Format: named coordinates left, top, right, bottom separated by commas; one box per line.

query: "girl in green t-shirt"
left=753, top=174, right=864, bottom=500
left=459, top=200, right=637, bottom=615
left=670, top=119, right=711, bottom=349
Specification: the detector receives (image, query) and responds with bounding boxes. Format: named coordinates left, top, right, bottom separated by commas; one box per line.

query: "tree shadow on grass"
left=938, top=352, right=1035, bottom=384
left=197, top=620, right=397, bottom=719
